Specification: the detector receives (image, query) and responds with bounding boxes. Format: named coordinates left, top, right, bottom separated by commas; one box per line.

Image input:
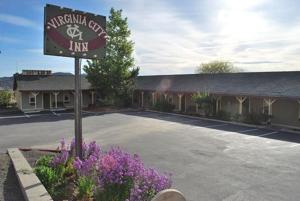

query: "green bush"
left=152, top=99, right=175, bottom=112
left=77, top=176, right=95, bottom=200
left=35, top=155, right=53, bottom=167
left=0, top=90, right=12, bottom=107
left=35, top=166, right=60, bottom=193
left=35, top=155, right=68, bottom=199
left=95, top=178, right=134, bottom=201
left=191, top=92, right=214, bottom=116
left=243, top=113, right=268, bottom=125
left=215, top=110, right=231, bottom=121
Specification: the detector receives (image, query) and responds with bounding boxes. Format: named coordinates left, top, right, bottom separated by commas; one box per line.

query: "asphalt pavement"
left=1, top=110, right=300, bottom=201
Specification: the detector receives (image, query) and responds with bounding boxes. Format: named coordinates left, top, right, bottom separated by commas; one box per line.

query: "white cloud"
left=89, top=1, right=300, bottom=74
left=0, top=13, right=39, bottom=29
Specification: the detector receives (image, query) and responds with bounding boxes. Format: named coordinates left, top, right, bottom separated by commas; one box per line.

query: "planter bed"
left=20, top=139, right=173, bottom=201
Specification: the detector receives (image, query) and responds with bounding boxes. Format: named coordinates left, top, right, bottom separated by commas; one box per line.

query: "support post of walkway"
left=263, top=98, right=276, bottom=116
left=184, top=95, right=187, bottom=112
left=236, top=96, right=247, bottom=115
left=141, top=91, right=144, bottom=108
left=53, top=92, right=59, bottom=109
left=152, top=92, right=156, bottom=106
left=91, top=91, right=95, bottom=105
left=178, top=94, right=182, bottom=111
left=31, top=92, right=39, bottom=110
left=216, top=96, right=221, bottom=113
left=297, top=99, right=300, bottom=119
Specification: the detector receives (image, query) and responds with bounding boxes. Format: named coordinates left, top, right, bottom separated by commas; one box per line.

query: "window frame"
left=63, top=93, right=71, bottom=104
left=29, top=94, right=36, bottom=106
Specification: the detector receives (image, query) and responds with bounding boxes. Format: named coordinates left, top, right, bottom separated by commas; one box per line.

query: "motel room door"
left=44, top=93, right=50, bottom=109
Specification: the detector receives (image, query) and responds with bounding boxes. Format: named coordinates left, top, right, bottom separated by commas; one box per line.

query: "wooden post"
left=31, top=92, right=39, bottom=109
left=152, top=92, right=155, bottom=106
left=53, top=92, right=59, bottom=108
left=141, top=91, right=144, bottom=108
left=297, top=100, right=300, bottom=119
left=248, top=97, right=251, bottom=113
left=184, top=95, right=187, bottom=112
left=164, top=93, right=167, bottom=100
left=91, top=91, right=95, bottom=105
left=216, top=96, right=221, bottom=113
left=263, top=98, right=276, bottom=116
left=178, top=94, right=182, bottom=111
left=236, top=96, right=247, bottom=115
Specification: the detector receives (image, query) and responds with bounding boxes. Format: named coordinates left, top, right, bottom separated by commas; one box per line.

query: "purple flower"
left=51, top=150, right=69, bottom=167
left=100, top=154, right=116, bottom=171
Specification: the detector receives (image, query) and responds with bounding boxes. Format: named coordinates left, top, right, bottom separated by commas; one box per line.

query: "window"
left=29, top=94, right=36, bottom=106
left=63, top=94, right=70, bottom=103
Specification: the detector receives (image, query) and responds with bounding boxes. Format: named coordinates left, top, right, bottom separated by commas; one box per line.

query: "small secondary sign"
left=44, top=4, right=106, bottom=59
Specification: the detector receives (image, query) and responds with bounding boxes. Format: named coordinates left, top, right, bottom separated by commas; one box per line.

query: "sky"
left=1, top=0, right=300, bottom=77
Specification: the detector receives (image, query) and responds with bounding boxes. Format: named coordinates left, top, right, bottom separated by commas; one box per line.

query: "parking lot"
left=1, top=110, right=300, bottom=201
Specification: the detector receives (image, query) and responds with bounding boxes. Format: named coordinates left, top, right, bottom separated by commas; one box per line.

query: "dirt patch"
left=0, top=153, right=25, bottom=201
left=22, top=150, right=55, bottom=168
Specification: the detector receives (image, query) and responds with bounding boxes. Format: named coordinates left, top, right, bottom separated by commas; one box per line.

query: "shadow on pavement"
left=123, top=111, right=300, bottom=144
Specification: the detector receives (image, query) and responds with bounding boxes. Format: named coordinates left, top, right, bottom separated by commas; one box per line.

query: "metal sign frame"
left=44, top=4, right=106, bottom=159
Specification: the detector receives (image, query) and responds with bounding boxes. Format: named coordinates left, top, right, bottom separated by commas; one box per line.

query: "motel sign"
left=44, top=4, right=106, bottom=158
left=44, top=4, right=106, bottom=59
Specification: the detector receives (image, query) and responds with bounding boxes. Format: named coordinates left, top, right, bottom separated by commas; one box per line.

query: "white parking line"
left=52, top=111, right=60, bottom=116
left=24, top=113, right=30, bottom=118
left=205, top=124, right=227, bottom=128
left=240, top=128, right=259, bottom=133
left=0, top=115, right=26, bottom=119
left=246, top=131, right=278, bottom=139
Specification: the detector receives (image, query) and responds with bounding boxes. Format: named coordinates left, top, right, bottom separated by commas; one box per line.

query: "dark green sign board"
left=44, top=4, right=106, bottom=59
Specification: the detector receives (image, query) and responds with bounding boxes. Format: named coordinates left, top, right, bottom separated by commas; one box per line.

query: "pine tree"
left=84, top=8, right=139, bottom=106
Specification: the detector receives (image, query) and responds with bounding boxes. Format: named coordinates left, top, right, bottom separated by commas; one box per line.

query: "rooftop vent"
left=22, top=70, right=52, bottom=76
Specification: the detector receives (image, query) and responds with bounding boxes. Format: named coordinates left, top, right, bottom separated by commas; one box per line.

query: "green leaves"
left=0, top=90, right=12, bottom=107
left=84, top=8, right=139, bottom=106
left=77, top=176, right=95, bottom=200
left=196, top=60, right=240, bottom=74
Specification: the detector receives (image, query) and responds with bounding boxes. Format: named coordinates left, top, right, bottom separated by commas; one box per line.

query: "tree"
left=196, top=60, right=239, bottom=74
left=0, top=90, right=12, bottom=107
left=84, top=8, right=139, bottom=106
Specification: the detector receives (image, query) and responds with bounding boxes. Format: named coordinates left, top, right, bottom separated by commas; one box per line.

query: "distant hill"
left=0, top=77, right=13, bottom=90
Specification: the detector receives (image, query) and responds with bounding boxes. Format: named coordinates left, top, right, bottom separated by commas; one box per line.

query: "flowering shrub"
left=35, top=138, right=172, bottom=201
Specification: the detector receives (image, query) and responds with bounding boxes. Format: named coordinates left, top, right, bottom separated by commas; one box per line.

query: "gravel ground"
left=0, top=153, right=25, bottom=201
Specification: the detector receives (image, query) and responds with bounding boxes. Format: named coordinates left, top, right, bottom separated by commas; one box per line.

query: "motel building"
left=134, top=71, right=300, bottom=130
left=13, top=70, right=96, bottom=112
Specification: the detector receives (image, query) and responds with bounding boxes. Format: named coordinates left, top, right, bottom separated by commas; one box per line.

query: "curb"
left=7, top=148, right=53, bottom=201
left=145, top=109, right=300, bottom=134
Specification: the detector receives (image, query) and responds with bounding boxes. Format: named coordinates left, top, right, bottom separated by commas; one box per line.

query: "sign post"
left=74, top=57, right=83, bottom=158
left=44, top=4, right=106, bottom=159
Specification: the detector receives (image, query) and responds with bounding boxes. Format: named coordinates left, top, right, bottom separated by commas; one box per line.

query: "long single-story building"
left=134, top=71, right=300, bottom=129
left=13, top=70, right=96, bottom=112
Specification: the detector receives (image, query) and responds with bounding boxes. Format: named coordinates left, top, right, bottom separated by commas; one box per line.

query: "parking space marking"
left=24, top=113, right=30, bottom=118
left=52, top=111, right=60, bottom=116
left=240, top=128, right=259, bottom=133
left=205, top=124, right=228, bottom=128
left=0, top=115, right=25, bottom=119
left=246, top=131, right=278, bottom=139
